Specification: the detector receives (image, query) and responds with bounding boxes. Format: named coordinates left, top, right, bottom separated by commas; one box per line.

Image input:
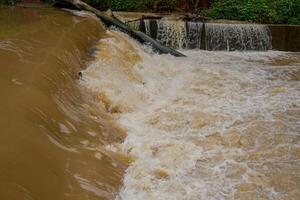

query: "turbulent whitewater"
left=81, top=30, right=300, bottom=200
left=2, top=6, right=298, bottom=200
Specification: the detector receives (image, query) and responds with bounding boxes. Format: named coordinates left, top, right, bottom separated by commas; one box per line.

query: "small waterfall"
left=186, top=21, right=203, bottom=49
left=156, top=20, right=188, bottom=49
left=205, top=23, right=272, bottom=51
left=144, top=19, right=152, bottom=36
left=128, top=19, right=272, bottom=51
left=127, top=20, right=141, bottom=31
left=156, top=20, right=203, bottom=49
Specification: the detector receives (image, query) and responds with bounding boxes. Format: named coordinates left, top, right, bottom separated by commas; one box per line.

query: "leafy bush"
left=82, top=0, right=179, bottom=11
left=107, top=0, right=136, bottom=10
left=268, top=0, right=300, bottom=24
left=202, top=0, right=300, bottom=24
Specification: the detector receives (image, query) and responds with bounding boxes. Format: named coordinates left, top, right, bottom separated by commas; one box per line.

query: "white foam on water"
left=81, top=30, right=300, bottom=200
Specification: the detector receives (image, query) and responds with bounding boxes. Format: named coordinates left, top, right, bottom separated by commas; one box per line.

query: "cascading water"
left=144, top=19, right=152, bottom=37
left=156, top=20, right=188, bottom=49
left=205, top=23, right=272, bottom=51
left=186, top=21, right=203, bottom=49
left=128, top=18, right=272, bottom=51
left=127, top=19, right=203, bottom=49
left=81, top=29, right=300, bottom=200
left=2, top=7, right=299, bottom=200
left=156, top=20, right=203, bottom=49
left=127, top=20, right=141, bottom=32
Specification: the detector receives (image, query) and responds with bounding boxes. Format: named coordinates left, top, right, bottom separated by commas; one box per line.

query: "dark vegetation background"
left=78, top=0, right=211, bottom=12
left=203, top=0, right=300, bottom=24
left=1, top=0, right=299, bottom=24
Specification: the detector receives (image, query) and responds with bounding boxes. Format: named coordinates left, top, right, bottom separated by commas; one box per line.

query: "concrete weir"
left=269, top=24, right=300, bottom=51
left=125, top=17, right=300, bottom=52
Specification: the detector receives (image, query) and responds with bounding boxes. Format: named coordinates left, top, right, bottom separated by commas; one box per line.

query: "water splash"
left=81, top=30, right=300, bottom=200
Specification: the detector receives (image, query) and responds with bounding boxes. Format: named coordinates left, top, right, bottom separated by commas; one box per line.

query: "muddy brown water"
left=1, top=6, right=300, bottom=200
left=0, top=6, right=126, bottom=200
left=82, top=31, right=300, bottom=199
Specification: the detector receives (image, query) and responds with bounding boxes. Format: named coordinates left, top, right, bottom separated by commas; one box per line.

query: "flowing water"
left=0, top=6, right=127, bottom=200
left=142, top=19, right=204, bottom=49
left=156, top=20, right=203, bottom=49
left=81, top=31, right=300, bottom=199
left=1, top=6, right=300, bottom=200
left=130, top=19, right=272, bottom=51
left=205, top=23, right=272, bottom=51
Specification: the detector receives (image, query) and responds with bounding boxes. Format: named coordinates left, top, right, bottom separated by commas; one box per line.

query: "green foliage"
left=107, top=0, right=140, bottom=10
left=82, top=0, right=179, bottom=11
left=1, top=0, right=298, bottom=25
left=268, top=0, right=300, bottom=24
left=202, top=0, right=268, bottom=22
left=202, top=0, right=300, bottom=24
left=0, top=0, right=20, bottom=5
